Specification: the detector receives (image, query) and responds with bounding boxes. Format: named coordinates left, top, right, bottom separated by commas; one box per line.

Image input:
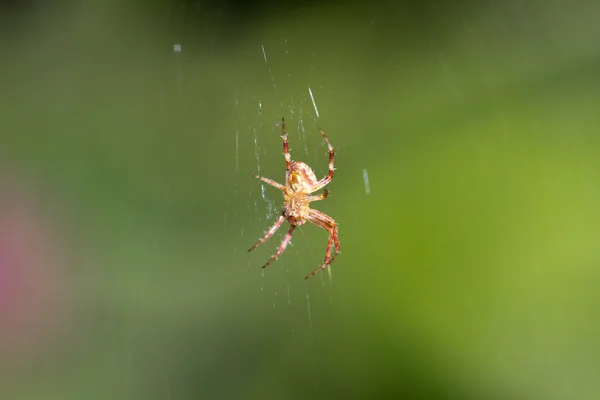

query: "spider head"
left=288, top=162, right=318, bottom=193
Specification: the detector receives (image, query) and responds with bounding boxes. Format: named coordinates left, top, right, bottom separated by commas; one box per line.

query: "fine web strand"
left=305, top=287, right=312, bottom=329
left=308, top=86, right=319, bottom=117
left=235, top=128, right=239, bottom=173
left=261, top=44, right=268, bottom=62
left=260, top=44, right=278, bottom=92
left=363, top=168, right=371, bottom=195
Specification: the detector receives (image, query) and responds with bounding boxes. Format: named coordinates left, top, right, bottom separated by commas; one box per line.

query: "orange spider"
left=248, top=117, right=340, bottom=279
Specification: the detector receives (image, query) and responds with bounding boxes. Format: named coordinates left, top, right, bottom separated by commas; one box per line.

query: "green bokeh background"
left=1, top=1, right=600, bottom=399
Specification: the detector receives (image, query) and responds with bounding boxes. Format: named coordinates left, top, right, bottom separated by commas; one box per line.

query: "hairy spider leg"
left=261, top=224, right=296, bottom=269
left=247, top=214, right=285, bottom=252
left=304, top=209, right=340, bottom=279
left=252, top=174, right=285, bottom=191
left=310, top=209, right=341, bottom=253
left=307, top=128, right=335, bottom=193
left=306, top=188, right=329, bottom=202
left=281, top=117, right=291, bottom=179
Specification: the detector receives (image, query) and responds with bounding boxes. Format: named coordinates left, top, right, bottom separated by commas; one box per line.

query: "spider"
left=248, top=117, right=340, bottom=279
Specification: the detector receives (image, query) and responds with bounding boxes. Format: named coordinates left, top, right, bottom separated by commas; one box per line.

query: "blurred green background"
left=1, top=0, right=600, bottom=399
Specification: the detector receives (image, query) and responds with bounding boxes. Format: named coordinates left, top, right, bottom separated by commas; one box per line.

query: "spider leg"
left=261, top=224, right=296, bottom=269
left=307, top=231, right=335, bottom=279
left=306, top=188, right=329, bottom=202
left=281, top=117, right=292, bottom=178
left=252, top=174, right=285, bottom=191
left=305, top=209, right=340, bottom=279
left=309, top=209, right=340, bottom=253
left=248, top=214, right=285, bottom=252
left=307, top=127, right=335, bottom=193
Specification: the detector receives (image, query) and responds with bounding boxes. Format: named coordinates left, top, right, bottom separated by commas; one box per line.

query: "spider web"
left=229, top=38, right=339, bottom=323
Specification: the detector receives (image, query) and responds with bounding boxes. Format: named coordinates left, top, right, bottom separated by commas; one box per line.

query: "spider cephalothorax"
left=248, top=117, right=340, bottom=279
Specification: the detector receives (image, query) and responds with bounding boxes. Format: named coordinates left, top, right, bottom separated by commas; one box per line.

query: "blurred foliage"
left=1, top=0, right=600, bottom=399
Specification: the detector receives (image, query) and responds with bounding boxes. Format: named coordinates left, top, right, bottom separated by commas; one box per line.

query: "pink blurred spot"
left=0, top=173, right=70, bottom=366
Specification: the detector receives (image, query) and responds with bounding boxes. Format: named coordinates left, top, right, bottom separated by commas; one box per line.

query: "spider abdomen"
left=289, top=162, right=318, bottom=192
